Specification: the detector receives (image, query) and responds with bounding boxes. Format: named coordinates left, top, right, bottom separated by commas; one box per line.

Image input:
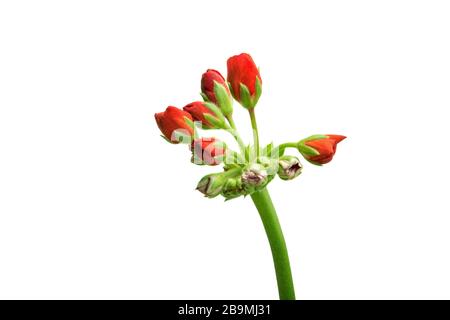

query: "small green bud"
left=241, top=163, right=274, bottom=193
left=278, top=156, right=303, bottom=181
left=196, top=172, right=227, bottom=198
left=221, top=177, right=245, bottom=200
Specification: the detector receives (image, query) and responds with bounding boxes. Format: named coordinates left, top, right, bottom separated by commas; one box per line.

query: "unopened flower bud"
left=227, top=53, right=262, bottom=110
left=242, top=165, right=267, bottom=186
left=196, top=172, right=227, bottom=198
left=183, top=101, right=226, bottom=129
left=241, top=163, right=272, bottom=194
left=191, top=137, right=226, bottom=166
left=201, top=69, right=233, bottom=117
left=154, top=106, right=193, bottom=144
left=278, top=156, right=303, bottom=180
left=297, top=134, right=346, bottom=165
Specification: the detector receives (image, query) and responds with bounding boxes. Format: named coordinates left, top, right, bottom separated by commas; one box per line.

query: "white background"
left=1, top=1, right=450, bottom=299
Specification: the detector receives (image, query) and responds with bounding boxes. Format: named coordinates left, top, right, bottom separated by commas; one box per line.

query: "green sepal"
left=300, top=134, right=329, bottom=143
left=243, top=144, right=252, bottom=162
left=183, top=116, right=195, bottom=130
left=203, top=102, right=227, bottom=127
left=223, top=162, right=242, bottom=171
left=223, top=151, right=244, bottom=166
left=227, top=81, right=234, bottom=97
left=203, top=113, right=225, bottom=129
left=262, top=142, right=273, bottom=156
left=239, top=83, right=252, bottom=109
left=203, top=102, right=222, bottom=118
left=262, top=142, right=280, bottom=159
left=297, top=134, right=328, bottom=157
left=200, top=92, right=209, bottom=102
left=221, top=176, right=245, bottom=201
left=172, top=129, right=192, bottom=144
left=254, top=76, right=262, bottom=105
left=214, top=81, right=233, bottom=117
left=297, top=143, right=320, bottom=156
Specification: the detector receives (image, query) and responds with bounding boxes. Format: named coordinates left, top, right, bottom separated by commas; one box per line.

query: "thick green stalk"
left=248, top=109, right=260, bottom=158
left=251, top=188, right=295, bottom=300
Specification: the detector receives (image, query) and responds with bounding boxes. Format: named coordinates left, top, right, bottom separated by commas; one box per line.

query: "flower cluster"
left=155, top=53, right=346, bottom=199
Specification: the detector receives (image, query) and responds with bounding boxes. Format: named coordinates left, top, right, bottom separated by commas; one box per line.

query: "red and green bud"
left=278, top=156, right=303, bottom=180
left=191, top=137, right=226, bottom=166
left=298, top=134, right=346, bottom=165
left=183, top=101, right=226, bottom=129
left=154, top=106, right=193, bottom=144
left=227, top=53, right=262, bottom=109
left=201, top=69, right=233, bottom=117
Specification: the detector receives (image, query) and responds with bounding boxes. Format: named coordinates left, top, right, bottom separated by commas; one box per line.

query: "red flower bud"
left=227, top=53, right=262, bottom=108
left=191, top=137, right=226, bottom=166
left=303, top=135, right=346, bottom=165
left=201, top=69, right=230, bottom=104
left=183, top=101, right=223, bottom=129
left=154, top=106, right=193, bottom=144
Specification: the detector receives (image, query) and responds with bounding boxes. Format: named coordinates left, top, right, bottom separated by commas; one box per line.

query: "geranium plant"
left=155, top=53, right=346, bottom=300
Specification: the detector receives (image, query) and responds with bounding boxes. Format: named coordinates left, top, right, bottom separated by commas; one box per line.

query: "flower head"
left=191, top=137, right=226, bottom=166
left=201, top=69, right=229, bottom=103
left=201, top=69, right=233, bottom=117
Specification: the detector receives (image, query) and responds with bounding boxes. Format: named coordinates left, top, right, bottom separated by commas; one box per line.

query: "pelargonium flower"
left=154, top=52, right=347, bottom=300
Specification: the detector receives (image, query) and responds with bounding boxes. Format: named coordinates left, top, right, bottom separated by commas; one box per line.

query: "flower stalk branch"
left=249, top=109, right=260, bottom=158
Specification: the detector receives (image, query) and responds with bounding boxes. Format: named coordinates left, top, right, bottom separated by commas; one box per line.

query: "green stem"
left=248, top=109, right=260, bottom=158
left=251, top=188, right=295, bottom=300
left=278, top=142, right=297, bottom=155
left=226, top=115, right=246, bottom=155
